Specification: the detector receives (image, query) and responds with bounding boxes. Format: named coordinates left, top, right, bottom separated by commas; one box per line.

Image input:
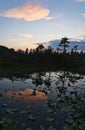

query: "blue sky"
left=0, top=0, right=85, bottom=50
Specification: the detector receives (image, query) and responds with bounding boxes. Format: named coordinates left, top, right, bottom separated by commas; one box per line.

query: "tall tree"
left=58, top=37, right=70, bottom=53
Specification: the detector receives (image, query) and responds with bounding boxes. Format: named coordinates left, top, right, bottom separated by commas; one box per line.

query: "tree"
left=16, top=49, right=24, bottom=54
left=36, top=44, right=45, bottom=52
left=73, top=45, right=78, bottom=53
left=25, top=48, right=28, bottom=55
left=58, top=37, right=70, bottom=53
left=46, top=46, right=53, bottom=53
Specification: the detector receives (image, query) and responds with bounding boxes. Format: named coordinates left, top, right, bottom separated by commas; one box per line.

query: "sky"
left=0, top=0, right=85, bottom=50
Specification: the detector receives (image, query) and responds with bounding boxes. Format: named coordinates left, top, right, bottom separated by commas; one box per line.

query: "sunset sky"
left=0, top=0, right=85, bottom=50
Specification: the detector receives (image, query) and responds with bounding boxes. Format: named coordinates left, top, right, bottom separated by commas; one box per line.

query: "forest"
left=0, top=37, right=85, bottom=76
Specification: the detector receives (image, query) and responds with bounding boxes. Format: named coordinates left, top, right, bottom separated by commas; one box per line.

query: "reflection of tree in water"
left=31, top=71, right=85, bottom=130
left=1, top=71, right=84, bottom=130
left=32, top=73, right=43, bottom=86
left=56, top=71, right=84, bottom=94
left=32, top=72, right=52, bottom=95
left=31, top=89, right=37, bottom=96
left=52, top=72, right=85, bottom=130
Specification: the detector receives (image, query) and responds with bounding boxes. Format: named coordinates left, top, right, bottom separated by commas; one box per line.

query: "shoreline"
left=0, top=66, right=85, bottom=77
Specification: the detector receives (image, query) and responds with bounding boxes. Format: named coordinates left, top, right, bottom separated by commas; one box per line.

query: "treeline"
left=0, top=38, right=85, bottom=73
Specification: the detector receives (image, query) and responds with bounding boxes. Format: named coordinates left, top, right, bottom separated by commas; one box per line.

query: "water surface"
left=0, top=71, right=85, bottom=130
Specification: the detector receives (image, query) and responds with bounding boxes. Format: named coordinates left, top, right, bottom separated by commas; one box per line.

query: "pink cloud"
left=0, top=4, right=50, bottom=21
left=18, top=33, right=33, bottom=38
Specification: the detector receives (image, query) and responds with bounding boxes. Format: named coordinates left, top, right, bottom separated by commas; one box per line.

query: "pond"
left=0, top=71, right=85, bottom=130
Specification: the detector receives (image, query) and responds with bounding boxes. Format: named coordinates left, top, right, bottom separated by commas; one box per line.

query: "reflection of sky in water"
left=0, top=78, right=34, bottom=92
left=0, top=72, right=85, bottom=130
left=0, top=71, right=85, bottom=96
left=0, top=72, right=85, bottom=101
left=4, top=88, right=47, bottom=104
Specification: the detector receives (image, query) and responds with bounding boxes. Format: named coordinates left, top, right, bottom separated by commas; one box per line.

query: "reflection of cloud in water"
left=4, top=89, right=47, bottom=104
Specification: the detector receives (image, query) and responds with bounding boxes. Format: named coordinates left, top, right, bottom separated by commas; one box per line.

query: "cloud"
left=79, top=35, right=85, bottom=41
left=0, top=4, right=50, bottom=21
left=18, top=33, right=33, bottom=38
left=45, top=16, right=53, bottom=20
left=45, top=14, right=62, bottom=21
left=75, top=0, right=85, bottom=2
left=70, top=35, right=85, bottom=42
left=80, top=13, right=85, bottom=17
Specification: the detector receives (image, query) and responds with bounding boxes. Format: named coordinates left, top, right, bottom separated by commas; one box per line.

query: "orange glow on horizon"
left=9, top=44, right=37, bottom=51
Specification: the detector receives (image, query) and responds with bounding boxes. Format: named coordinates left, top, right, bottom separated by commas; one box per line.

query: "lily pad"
left=48, top=126, right=56, bottom=130
left=40, top=125, right=45, bottom=130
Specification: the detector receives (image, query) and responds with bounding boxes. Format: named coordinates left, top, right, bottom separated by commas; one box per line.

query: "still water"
left=0, top=71, right=85, bottom=130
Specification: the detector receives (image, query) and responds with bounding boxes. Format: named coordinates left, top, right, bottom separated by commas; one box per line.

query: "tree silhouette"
left=58, top=37, right=70, bottom=53
left=73, top=45, right=78, bottom=53
left=36, top=44, right=45, bottom=52
left=25, top=48, right=28, bottom=55
left=46, top=46, right=53, bottom=53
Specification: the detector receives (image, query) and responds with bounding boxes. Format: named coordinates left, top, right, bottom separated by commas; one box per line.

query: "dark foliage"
left=0, top=38, right=85, bottom=74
